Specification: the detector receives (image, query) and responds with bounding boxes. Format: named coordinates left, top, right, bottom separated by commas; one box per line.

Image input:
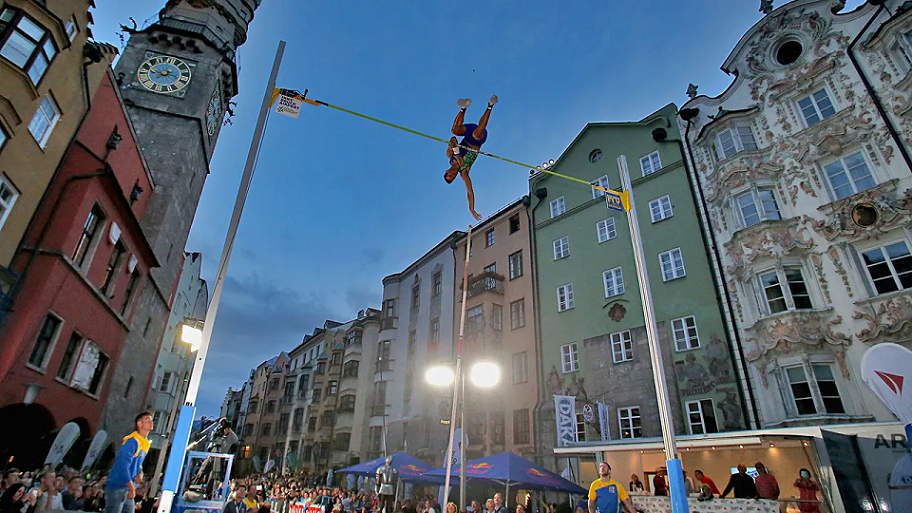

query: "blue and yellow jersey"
left=588, top=478, right=628, bottom=513
left=108, top=431, right=150, bottom=489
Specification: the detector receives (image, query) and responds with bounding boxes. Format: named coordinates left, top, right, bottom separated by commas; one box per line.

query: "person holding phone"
left=794, top=469, right=820, bottom=513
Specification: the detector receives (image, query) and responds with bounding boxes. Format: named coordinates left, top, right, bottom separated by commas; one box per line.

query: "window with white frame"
left=70, top=341, right=109, bottom=396
left=65, top=18, right=78, bottom=42
left=560, top=342, right=578, bottom=373
left=0, top=176, right=19, bottom=232
left=618, top=406, right=642, bottom=439
left=553, top=236, right=569, bottom=260
left=640, top=151, right=662, bottom=176
left=512, top=351, right=528, bottom=384
left=0, top=8, right=58, bottom=84
left=890, top=33, right=912, bottom=74
left=575, top=412, right=587, bottom=442
left=823, top=152, right=876, bottom=200
left=596, top=218, right=616, bottom=243
left=659, top=248, right=686, bottom=281
left=649, top=195, right=673, bottom=223
left=758, top=267, right=813, bottom=314
left=27, top=313, right=62, bottom=369
left=797, top=88, right=837, bottom=127
left=736, top=188, right=781, bottom=227
left=686, top=399, right=719, bottom=434
left=492, top=303, right=503, bottom=331
left=550, top=197, right=566, bottom=218
left=28, top=95, right=61, bottom=148
left=672, top=316, right=700, bottom=351
left=556, top=283, right=574, bottom=312
left=783, top=363, right=845, bottom=416
left=603, top=267, right=624, bottom=298
left=486, top=229, right=495, bottom=247
left=592, top=175, right=610, bottom=199
left=715, top=126, right=758, bottom=160
left=510, top=298, right=526, bottom=329
left=509, top=251, right=523, bottom=280
left=860, top=241, right=912, bottom=295
left=611, top=330, right=633, bottom=363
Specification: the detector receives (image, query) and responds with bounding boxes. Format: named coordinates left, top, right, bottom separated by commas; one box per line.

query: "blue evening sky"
left=91, top=0, right=867, bottom=417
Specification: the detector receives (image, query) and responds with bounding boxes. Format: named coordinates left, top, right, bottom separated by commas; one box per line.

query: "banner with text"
left=554, top=395, right=577, bottom=447
left=275, top=94, right=303, bottom=118
left=598, top=402, right=611, bottom=441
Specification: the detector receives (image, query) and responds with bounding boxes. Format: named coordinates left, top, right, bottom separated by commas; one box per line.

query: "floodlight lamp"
left=470, top=362, right=500, bottom=388
left=426, top=366, right=455, bottom=386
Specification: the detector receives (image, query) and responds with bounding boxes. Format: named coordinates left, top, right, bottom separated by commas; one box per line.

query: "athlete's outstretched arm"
left=461, top=170, right=483, bottom=221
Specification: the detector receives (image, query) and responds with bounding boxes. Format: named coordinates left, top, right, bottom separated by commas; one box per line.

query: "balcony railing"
left=370, top=404, right=386, bottom=416
left=380, top=317, right=398, bottom=330
left=461, top=273, right=505, bottom=300
left=292, top=424, right=302, bottom=434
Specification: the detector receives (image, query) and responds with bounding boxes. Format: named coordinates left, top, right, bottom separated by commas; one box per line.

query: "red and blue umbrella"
left=339, top=452, right=444, bottom=483
left=423, top=452, right=587, bottom=494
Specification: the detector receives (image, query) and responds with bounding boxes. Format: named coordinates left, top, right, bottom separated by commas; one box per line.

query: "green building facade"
left=530, top=104, right=747, bottom=461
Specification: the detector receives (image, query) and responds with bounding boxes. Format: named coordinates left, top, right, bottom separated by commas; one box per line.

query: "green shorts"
left=458, top=149, right=479, bottom=172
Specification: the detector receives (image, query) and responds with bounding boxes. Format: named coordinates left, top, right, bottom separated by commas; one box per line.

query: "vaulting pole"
left=443, top=224, right=473, bottom=508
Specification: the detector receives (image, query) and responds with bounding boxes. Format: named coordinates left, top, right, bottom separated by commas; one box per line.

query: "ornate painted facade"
left=681, top=0, right=912, bottom=428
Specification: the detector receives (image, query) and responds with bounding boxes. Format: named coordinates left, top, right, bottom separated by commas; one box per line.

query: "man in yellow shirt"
left=587, top=463, right=637, bottom=513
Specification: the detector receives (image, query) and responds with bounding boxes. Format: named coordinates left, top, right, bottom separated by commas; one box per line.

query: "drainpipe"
left=848, top=2, right=912, bottom=173
left=525, top=188, right=549, bottom=467
left=665, top=113, right=761, bottom=430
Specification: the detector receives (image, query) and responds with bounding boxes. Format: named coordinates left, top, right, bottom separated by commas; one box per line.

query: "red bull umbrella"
left=423, top=452, right=586, bottom=494
left=338, top=452, right=445, bottom=484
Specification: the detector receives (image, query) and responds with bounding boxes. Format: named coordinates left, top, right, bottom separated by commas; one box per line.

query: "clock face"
left=137, top=55, right=192, bottom=94
left=206, top=87, right=222, bottom=136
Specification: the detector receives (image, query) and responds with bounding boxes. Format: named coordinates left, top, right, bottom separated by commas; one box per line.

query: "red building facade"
left=0, top=69, right=158, bottom=466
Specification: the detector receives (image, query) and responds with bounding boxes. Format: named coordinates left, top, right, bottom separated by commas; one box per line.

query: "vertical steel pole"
left=617, top=156, right=687, bottom=513
left=459, top=373, right=466, bottom=511
left=156, top=40, right=286, bottom=513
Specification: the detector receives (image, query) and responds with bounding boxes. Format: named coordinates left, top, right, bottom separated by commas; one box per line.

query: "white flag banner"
left=45, top=422, right=81, bottom=466
left=275, top=94, right=302, bottom=118
left=554, top=395, right=577, bottom=447
left=598, top=402, right=611, bottom=441
left=439, top=429, right=465, bottom=505
left=81, top=430, right=107, bottom=470
left=861, top=343, right=912, bottom=424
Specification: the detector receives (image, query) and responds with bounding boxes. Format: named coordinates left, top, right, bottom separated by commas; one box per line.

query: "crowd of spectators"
left=0, top=465, right=158, bottom=513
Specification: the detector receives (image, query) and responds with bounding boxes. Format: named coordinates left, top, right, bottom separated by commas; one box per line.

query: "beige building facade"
left=452, top=200, right=540, bottom=460
left=0, top=0, right=102, bottom=306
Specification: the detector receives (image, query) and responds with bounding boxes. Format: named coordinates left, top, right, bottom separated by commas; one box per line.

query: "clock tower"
left=101, top=0, right=262, bottom=434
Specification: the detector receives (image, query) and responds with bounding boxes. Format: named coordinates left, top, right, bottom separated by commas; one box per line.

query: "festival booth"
left=553, top=421, right=909, bottom=513
left=423, top=451, right=588, bottom=500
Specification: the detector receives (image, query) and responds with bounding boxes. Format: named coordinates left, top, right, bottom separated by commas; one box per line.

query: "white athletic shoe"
left=488, top=95, right=498, bottom=106
left=456, top=98, right=472, bottom=109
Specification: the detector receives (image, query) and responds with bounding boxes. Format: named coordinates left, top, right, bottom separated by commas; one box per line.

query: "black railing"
left=463, top=273, right=505, bottom=299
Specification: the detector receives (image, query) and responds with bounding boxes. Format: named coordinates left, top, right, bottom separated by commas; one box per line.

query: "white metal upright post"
left=617, top=155, right=688, bottom=513
left=156, top=40, right=286, bottom=513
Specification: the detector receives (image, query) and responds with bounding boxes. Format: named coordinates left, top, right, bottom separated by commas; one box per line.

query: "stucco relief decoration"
left=727, top=280, right=745, bottom=322
left=793, top=109, right=877, bottom=164
left=744, top=312, right=849, bottom=370
left=806, top=183, right=912, bottom=243
left=705, top=159, right=783, bottom=205
left=827, top=246, right=854, bottom=298
left=852, top=295, right=912, bottom=344
left=810, top=253, right=833, bottom=304
left=742, top=9, right=834, bottom=78
left=724, top=220, right=816, bottom=277
left=607, top=302, right=626, bottom=322
left=564, top=375, right=589, bottom=404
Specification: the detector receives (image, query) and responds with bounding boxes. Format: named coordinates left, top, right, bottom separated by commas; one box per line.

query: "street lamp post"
left=426, top=361, right=501, bottom=510
left=149, top=319, right=203, bottom=498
